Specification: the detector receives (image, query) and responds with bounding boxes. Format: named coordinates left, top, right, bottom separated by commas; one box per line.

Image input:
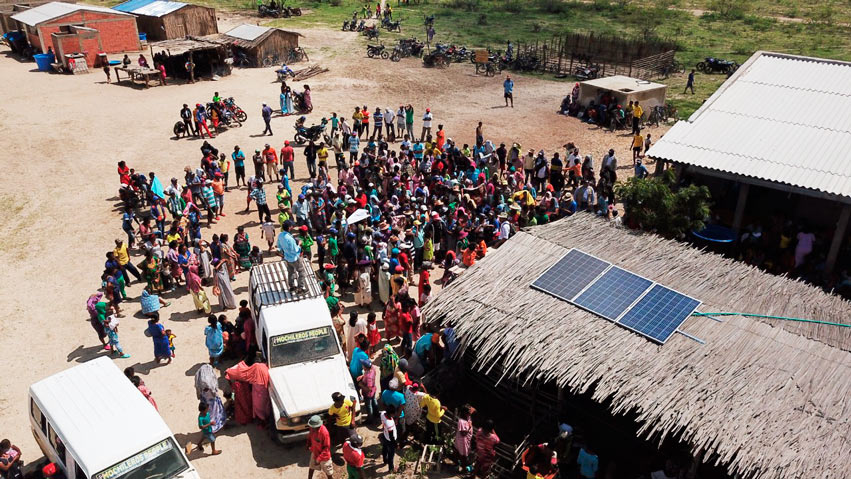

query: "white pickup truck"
left=249, top=259, right=359, bottom=442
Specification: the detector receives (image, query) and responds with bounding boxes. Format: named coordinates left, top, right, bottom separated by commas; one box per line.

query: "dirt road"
left=0, top=25, right=666, bottom=478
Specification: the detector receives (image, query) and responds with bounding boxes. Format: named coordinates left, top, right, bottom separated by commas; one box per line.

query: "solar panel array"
left=530, top=249, right=701, bottom=344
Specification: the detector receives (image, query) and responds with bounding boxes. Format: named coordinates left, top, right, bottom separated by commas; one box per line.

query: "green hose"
left=693, top=311, right=851, bottom=329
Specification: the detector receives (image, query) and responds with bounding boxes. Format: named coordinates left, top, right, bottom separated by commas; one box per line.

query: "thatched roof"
left=423, top=214, right=851, bottom=479
left=149, top=36, right=221, bottom=55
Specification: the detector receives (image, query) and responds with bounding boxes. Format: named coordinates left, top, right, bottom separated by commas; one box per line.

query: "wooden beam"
left=732, top=183, right=749, bottom=234
left=826, top=204, right=851, bottom=274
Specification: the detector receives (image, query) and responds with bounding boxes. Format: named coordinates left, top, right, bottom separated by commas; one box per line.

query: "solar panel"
left=573, top=267, right=653, bottom=320
left=531, top=249, right=610, bottom=302
left=618, top=284, right=701, bottom=344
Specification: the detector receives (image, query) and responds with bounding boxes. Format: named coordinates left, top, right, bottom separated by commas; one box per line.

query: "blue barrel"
left=34, top=53, right=55, bottom=71
left=139, top=33, right=147, bottom=42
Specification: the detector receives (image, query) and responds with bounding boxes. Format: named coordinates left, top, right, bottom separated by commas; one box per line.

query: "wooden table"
left=113, top=65, right=163, bottom=88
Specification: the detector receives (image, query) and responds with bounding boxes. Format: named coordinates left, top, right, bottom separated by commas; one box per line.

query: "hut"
left=112, top=0, right=216, bottom=41
left=204, top=24, right=301, bottom=67
left=149, top=36, right=228, bottom=82
left=648, top=51, right=851, bottom=275
left=576, top=74, right=667, bottom=109
left=10, top=1, right=139, bottom=61
left=423, top=214, right=851, bottom=478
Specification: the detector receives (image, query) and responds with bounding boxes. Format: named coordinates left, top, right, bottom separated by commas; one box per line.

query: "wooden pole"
left=732, top=183, right=750, bottom=234
left=826, top=204, right=851, bottom=274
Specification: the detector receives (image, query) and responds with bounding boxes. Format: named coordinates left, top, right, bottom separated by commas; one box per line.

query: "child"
left=366, top=312, right=381, bottom=353
left=454, top=405, right=474, bottom=472
left=166, top=329, right=176, bottom=358
left=104, top=310, right=131, bottom=359
left=357, top=364, right=378, bottom=423
left=399, top=304, right=413, bottom=354
left=186, top=401, right=221, bottom=456
left=316, top=235, right=326, bottom=267
left=419, top=283, right=432, bottom=307
left=249, top=245, right=263, bottom=265
left=260, top=220, right=276, bottom=252
left=343, top=434, right=365, bottom=479
left=297, top=225, right=314, bottom=261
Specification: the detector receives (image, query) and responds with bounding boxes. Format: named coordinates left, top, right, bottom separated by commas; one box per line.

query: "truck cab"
left=249, top=259, right=359, bottom=442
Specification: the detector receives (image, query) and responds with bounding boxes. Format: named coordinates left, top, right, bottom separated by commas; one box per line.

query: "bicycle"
left=261, top=53, right=280, bottom=68
left=287, top=47, right=309, bottom=63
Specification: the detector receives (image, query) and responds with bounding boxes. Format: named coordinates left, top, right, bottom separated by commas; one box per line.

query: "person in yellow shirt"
left=327, top=392, right=355, bottom=443
left=631, top=101, right=643, bottom=134
left=113, top=239, right=142, bottom=283
left=420, top=393, right=446, bottom=445
left=630, top=132, right=644, bottom=165
left=218, top=154, right=230, bottom=191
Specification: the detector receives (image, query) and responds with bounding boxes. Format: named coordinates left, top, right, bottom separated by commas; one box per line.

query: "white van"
left=249, top=260, right=360, bottom=442
left=29, top=357, right=200, bottom=479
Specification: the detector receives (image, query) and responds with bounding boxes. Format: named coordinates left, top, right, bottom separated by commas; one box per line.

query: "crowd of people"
left=73, top=89, right=643, bottom=479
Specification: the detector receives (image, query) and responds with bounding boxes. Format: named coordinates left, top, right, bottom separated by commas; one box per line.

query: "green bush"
left=614, top=169, right=711, bottom=239
left=536, top=0, right=565, bottom=13
left=708, top=0, right=749, bottom=19
left=329, top=0, right=341, bottom=5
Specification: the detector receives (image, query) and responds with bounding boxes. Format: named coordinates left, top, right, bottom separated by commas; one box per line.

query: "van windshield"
left=270, top=326, right=339, bottom=367
left=94, top=438, right=188, bottom=479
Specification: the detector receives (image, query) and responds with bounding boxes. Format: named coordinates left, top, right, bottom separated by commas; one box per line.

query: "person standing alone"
left=684, top=69, right=695, bottom=94
left=261, top=103, right=273, bottom=136
left=503, top=75, right=514, bottom=108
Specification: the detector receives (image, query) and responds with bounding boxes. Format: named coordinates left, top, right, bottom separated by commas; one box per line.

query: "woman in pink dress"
left=131, top=375, right=158, bottom=411
left=454, top=405, right=474, bottom=471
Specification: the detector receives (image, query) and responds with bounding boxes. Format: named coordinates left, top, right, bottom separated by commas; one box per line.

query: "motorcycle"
left=424, top=14, right=434, bottom=26
left=355, top=20, right=366, bottom=32
left=293, top=117, right=328, bottom=145
left=258, top=4, right=285, bottom=18
left=292, top=91, right=311, bottom=113
left=223, top=97, right=248, bottom=122
left=342, top=20, right=352, bottom=31
left=276, top=64, right=295, bottom=82
left=575, top=64, right=600, bottom=80
left=283, top=6, right=301, bottom=16
left=390, top=45, right=402, bottom=62
left=366, top=43, right=389, bottom=59
left=381, top=17, right=401, bottom=32
left=363, top=25, right=379, bottom=40
left=206, top=102, right=241, bottom=128
left=696, top=57, right=738, bottom=74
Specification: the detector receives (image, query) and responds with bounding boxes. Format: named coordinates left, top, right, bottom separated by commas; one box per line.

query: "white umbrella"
left=347, top=208, right=369, bottom=225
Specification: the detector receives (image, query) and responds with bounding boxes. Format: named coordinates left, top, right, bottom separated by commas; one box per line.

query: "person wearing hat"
left=262, top=144, right=279, bottom=182
left=306, top=415, right=333, bottom=479
left=201, top=180, right=218, bottom=225
left=180, top=103, right=196, bottom=137
left=342, top=434, right=365, bottom=479
left=297, top=224, right=315, bottom=261
left=249, top=179, right=272, bottom=223
left=294, top=194, right=312, bottom=230
left=276, top=220, right=308, bottom=293
left=251, top=149, right=265, bottom=182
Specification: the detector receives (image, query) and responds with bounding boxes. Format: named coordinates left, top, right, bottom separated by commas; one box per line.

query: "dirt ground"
left=0, top=21, right=667, bottom=479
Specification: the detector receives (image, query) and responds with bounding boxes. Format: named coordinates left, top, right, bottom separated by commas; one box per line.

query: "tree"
left=614, top=169, right=711, bottom=239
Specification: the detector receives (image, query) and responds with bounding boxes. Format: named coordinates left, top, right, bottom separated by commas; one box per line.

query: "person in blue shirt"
left=232, top=146, right=246, bottom=187
left=379, top=378, right=406, bottom=437
left=276, top=220, right=307, bottom=292
left=503, top=75, right=514, bottom=108
left=349, top=340, right=371, bottom=381
left=634, top=159, right=649, bottom=179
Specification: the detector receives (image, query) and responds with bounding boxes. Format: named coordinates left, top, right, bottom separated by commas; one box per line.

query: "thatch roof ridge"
left=423, top=214, right=851, bottom=478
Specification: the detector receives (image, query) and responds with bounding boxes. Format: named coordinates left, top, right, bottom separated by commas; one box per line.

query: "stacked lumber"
left=292, top=64, right=328, bottom=81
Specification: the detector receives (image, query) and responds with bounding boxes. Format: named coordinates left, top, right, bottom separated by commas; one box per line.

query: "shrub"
left=614, top=169, right=711, bottom=239
left=536, top=0, right=565, bottom=13
left=708, top=0, right=749, bottom=19
left=329, top=0, right=341, bottom=5
left=502, top=0, right=523, bottom=13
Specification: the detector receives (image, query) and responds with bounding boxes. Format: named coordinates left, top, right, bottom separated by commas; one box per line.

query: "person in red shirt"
left=399, top=303, right=413, bottom=353
left=262, top=144, right=279, bottom=183
left=280, top=140, right=295, bottom=179
left=307, top=415, right=333, bottom=479
left=435, top=124, right=446, bottom=151
left=360, top=106, right=370, bottom=139
left=343, top=434, right=365, bottom=479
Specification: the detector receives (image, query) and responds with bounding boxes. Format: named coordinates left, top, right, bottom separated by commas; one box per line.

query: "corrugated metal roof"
left=225, top=24, right=270, bottom=42
left=113, top=0, right=186, bottom=16
left=12, top=1, right=130, bottom=26
left=130, top=0, right=185, bottom=17
left=112, top=0, right=155, bottom=13
left=648, top=51, right=851, bottom=200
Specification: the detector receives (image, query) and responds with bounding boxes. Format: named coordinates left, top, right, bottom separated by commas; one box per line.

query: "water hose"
left=693, top=312, right=851, bottom=329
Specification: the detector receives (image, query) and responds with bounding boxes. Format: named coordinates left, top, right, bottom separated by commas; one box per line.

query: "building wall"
left=51, top=30, right=102, bottom=66
left=161, top=5, right=217, bottom=40
left=34, top=10, right=139, bottom=54
left=134, top=14, right=165, bottom=41
left=254, top=31, right=298, bottom=64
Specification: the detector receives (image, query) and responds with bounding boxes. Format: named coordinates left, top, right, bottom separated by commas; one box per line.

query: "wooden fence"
left=512, top=32, right=677, bottom=80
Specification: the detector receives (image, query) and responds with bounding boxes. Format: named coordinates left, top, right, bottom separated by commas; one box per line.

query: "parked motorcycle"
left=696, top=57, right=739, bottom=74
left=342, top=20, right=352, bottom=30
left=367, top=43, right=389, bottom=59
left=575, top=64, right=600, bottom=80
left=355, top=20, right=366, bottom=32
left=390, top=45, right=402, bottom=62
left=293, top=117, right=328, bottom=145
left=223, top=97, right=248, bottom=122
left=363, top=25, right=379, bottom=40
left=276, top=64, right=295, bottom=82
left=381, top=17, right=401, bottom=32
left=258, top=4, right=286, bottom=18
left=283, top=6, right=301, bottom=16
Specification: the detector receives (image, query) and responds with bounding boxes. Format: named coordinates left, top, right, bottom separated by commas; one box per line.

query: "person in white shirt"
left=420, top=108, right=433, bottom=142
left=380, top=405, right=398, bottom=472
left=396, top=106, right=406, bottom=138
left=384, top=107, right=396, bottom=141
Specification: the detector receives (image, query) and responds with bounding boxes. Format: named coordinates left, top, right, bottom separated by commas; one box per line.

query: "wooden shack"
left=206, top=24, right=301, bottom=67
left=149, top=36, right=229, bottom=81
left=112, top=0, right=216, bottom=41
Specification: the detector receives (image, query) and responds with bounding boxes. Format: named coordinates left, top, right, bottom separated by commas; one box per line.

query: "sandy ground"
left=0, top=24, right=668, bottom=479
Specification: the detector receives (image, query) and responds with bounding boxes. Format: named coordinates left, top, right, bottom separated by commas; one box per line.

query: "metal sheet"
left=130, top=0, right=186, bottom=17
left=647, top=52, right=851, bottom=200
left=225, top=24, right=271, bottom=42
left=12, top=1, right=130, bottom=26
